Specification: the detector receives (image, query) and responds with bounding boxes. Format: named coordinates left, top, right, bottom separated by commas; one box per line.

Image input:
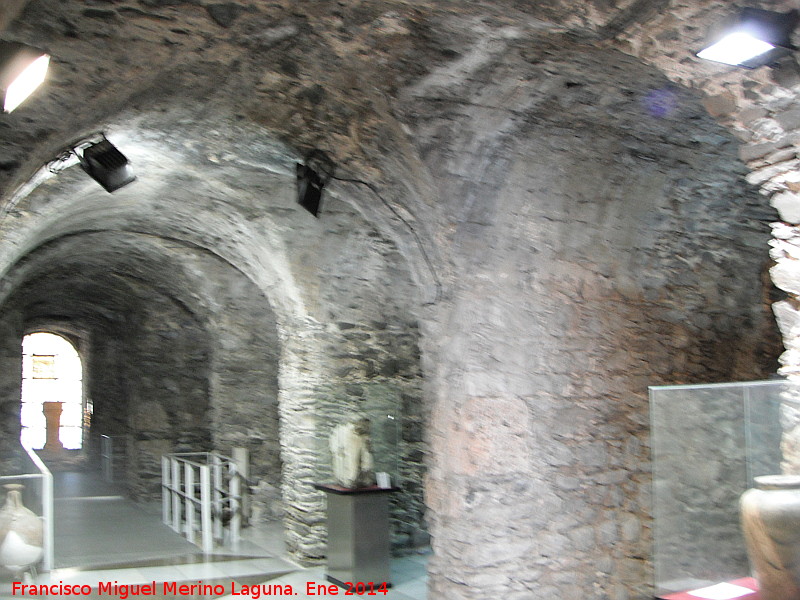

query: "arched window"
left=20, top=332, right=84, bottom=450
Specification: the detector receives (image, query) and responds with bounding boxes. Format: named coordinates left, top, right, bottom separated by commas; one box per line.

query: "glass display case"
left=315, top=410, right=400, bottom=490
left=313, top=409, right=400, bottom=589
left=649, top=379, right=789, bottom=599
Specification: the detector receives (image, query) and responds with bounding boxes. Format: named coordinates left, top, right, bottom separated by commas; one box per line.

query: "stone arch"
left=0, top=108, right=429, bottom=561
left=401, top=31, right=781, bottom=598
left=19, top=330, right=84, bottom=451
left=5, top=3, right=786, bottom=597
left=612, top=4, right=800, bottom=477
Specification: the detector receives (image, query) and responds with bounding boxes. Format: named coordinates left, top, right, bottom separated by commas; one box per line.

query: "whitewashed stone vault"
left=0, top=1, right=798, bottom=598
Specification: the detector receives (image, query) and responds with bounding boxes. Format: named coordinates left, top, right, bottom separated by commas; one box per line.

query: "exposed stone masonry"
left=0, top=2, right=794, bottom=599
left=617, top=5, right=800, bottom=476
left=409, top=39, right=779, bottom=598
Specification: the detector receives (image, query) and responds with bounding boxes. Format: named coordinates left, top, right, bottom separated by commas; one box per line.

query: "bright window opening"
left=20, top=332, right=84, bottom=450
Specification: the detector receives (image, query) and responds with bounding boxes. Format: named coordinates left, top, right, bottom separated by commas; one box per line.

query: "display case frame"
left=315, top=411, right=400, bottom=491
left=649, top=379, right=789, bottom=598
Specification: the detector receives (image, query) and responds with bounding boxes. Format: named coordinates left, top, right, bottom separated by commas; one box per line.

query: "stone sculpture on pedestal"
left=329, top=416, right=375, bottom=489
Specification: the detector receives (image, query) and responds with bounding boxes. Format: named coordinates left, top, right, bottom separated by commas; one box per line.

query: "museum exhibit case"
left=315, top=411, right=400, bottom=491
left=650, top=379, right=791, bottom=599
left=314, top=411, right=400, bottom=588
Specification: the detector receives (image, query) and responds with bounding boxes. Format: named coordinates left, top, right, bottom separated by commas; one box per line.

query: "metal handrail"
left=161, top=452, right=241, bottom=553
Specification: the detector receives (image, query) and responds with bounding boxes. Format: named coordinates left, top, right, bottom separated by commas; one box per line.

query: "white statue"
left=329, top=416, right=375, bottom=489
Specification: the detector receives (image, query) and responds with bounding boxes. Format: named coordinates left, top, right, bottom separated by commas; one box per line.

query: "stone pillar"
left=42, top=401, right=64, bottom=453
left=277, top=318, right=330, bottom=561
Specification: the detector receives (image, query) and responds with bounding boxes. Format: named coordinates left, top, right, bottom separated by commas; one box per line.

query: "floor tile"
left=0, top=471, right=427, bottom=600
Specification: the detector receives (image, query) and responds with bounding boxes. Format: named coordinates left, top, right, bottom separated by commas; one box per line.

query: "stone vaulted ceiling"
left=0, top=0, right=787, bottom=198
left=1, top=0, right=795, bottom=288
left=4, top=2, right=800, bottom=598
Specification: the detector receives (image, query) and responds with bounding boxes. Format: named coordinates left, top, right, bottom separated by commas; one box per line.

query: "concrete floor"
left=0, top=471, right=428, bottom=599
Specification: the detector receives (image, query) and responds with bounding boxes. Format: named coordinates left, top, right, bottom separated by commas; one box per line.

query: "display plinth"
left=314, top=483, right=399, bottom=589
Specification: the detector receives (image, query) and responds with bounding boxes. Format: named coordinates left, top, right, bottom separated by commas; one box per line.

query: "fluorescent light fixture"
left=697, top=8, right=799, bottom=69
left=697, top=32, right=776, bottom=66
left=0, top=42, right=50, bottom=113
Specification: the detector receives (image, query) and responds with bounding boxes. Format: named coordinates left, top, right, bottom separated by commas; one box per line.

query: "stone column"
left=42, top=401, right=64, bottom=453
left=277, top=318, right=331, bottom=561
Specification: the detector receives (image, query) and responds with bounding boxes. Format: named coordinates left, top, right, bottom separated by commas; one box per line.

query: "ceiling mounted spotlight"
left=74, top=135, right=136, bottom=193
left=297, top=150, right=335, bottom=217
left=0, top=41, right=50, bottom=113
left=697, top=8, right=799, bottom=68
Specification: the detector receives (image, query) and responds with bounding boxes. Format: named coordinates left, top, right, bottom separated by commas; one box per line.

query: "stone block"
left=771, top=222, right=800, bottom=240
left=774, top=300, right=800, bottom=342
left=771, top=58, right=800, bottom=89
left=780, top=350, right=800, bottom=377
left=702, top=93, right=737, bottom=118
left=619, top=513, right=641, bottom=542
left=777, top=109, right=800, bottom=132
left=747, top=159, right=800, bottom=186
left=772, top=190, right=800, bottom=224
left=772, top=260, right=800, bottom=296
left=764, top=147, right=799, bottom=167
left=568, top=525, right=595, bottom=551
left=741, top=141, right=779, bottom=164
left=739, top=106, right=769, bottom=126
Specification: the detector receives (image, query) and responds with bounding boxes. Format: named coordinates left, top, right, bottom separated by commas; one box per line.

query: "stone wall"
left=617, top=0, right=800, bottom=481
left=112, top=296, right=212, bottom=500
left=0, top=309, right=23, bottom=474
left=275, top=193, right=427, bottom=559
left=0, top=2, right=791, bottom=597
left=403, top=39, right=780, bottom=599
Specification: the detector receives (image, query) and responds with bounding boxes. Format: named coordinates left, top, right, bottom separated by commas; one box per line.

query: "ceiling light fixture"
left=0, top=41, right=50, bottom=113
left=697, top=8, right=799, bottom=68
left=297, top=150, right=334, bottom=217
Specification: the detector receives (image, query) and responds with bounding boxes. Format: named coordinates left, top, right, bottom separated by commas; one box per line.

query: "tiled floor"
left=0, top=471, right=428, bottom=600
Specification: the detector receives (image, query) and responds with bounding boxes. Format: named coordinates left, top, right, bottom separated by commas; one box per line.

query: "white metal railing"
left=100, top=434, right=127, bottom=482
left=161, top=452, right=241, bottom=553
left=0, top=443, right=54, bottom=572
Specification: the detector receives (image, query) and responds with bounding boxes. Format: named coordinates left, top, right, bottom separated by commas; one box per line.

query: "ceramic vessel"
left=741, top=475, right=800, bottom=600
left=0, top=484, right=43, bottom=573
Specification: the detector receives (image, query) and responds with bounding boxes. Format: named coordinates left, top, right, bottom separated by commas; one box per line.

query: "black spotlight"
left=297, top=150, right=334, bottom=217
left=77, top=136, right=136, bottom=192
